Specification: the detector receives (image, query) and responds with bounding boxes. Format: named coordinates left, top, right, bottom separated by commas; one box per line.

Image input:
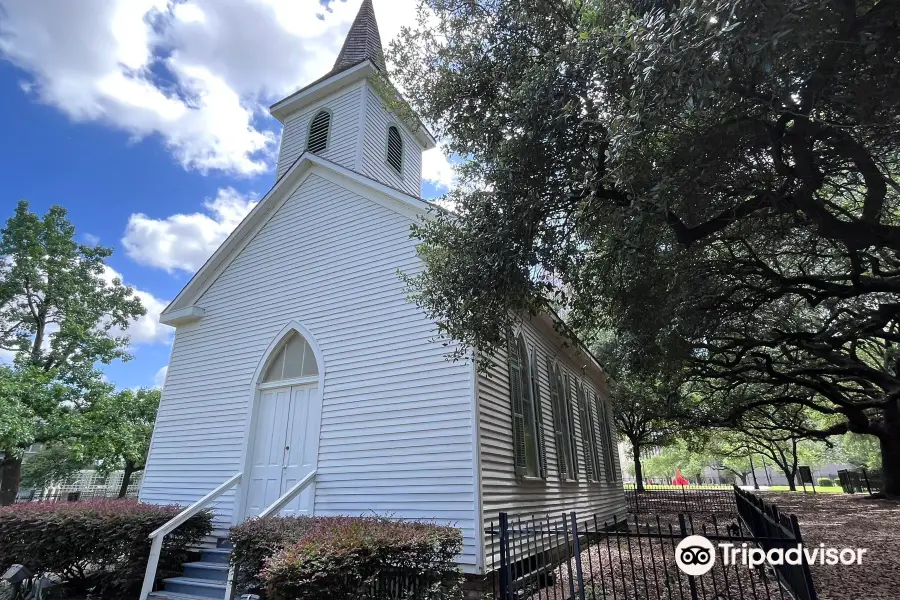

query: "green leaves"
left=0, top=200, right=145, bottom=371
left=0, top=500, right=212, bottom=597
left=390, top=0, right=900, bottom=492
left=0, top=200, right=149, bottom=500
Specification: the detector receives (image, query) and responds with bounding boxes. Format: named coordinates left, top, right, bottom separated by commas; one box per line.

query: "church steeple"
left=270, top=0, right=435, bottom=197
left=331, top=0, right=386, bottom=74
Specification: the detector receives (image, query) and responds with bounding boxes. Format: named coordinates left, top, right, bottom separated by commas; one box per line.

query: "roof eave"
left=269, top=61, right=375, bottom=122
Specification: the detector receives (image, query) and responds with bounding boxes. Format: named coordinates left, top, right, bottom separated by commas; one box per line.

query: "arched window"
left=576, top=383, right=598, bottom=482
left=307, top=110, right=331, bottom=154
left=262, top=331, right=318, bottom=383
left=507, top=333, right=545, bottom=479
left=387, top=125, right=403, bottom=174
left=548, top=361, right=576, bottom=480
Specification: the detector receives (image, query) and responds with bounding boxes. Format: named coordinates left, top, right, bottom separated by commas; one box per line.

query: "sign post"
left=799, top=466, right=815, bottom=494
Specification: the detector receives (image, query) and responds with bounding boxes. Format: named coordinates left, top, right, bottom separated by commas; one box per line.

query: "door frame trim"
left=233, top=320, right=325, bottom=524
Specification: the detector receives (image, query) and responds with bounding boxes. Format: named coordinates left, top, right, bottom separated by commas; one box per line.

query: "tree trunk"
left=736, top=473, right=748, bottom=486
left=118, top=461, right=138, bottom=499
left=0, top=455, right=23, bottom=505
left=879, top=408, right=900, bottom=497
left=632, top=441, right=644, bottom=492
left=785, top=472, right=797, bottom=491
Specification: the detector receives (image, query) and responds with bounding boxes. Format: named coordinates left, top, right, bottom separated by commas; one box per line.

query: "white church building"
left=139, top=2, right=624, bottom=597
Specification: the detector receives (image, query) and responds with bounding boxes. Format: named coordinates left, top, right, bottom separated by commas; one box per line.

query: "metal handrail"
left=222, top=470, right=317, bottom=600
left=139, top=472, right=243, bottom=600
left=259, top=469, right=317, bottom=518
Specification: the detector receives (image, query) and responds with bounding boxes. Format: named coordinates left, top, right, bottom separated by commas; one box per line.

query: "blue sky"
left=0, top=0, right=450, bottom=390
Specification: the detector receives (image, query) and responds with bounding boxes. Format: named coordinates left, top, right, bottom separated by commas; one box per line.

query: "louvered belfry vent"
left=387, top=126, right=403, bottom=174
left=307, top=110, right=331, bottom=154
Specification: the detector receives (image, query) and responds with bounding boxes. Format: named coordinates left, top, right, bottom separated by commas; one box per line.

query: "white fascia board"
left=270, top=62, right=374, bottom=122
left=159, top=306, right=205, bottom=327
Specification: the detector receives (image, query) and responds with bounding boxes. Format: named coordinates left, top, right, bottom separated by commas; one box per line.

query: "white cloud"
left=423, top=145, right=456, bottom=191
left=101, top=265, right=172, bottom=346
left=154, top=365, right=169, bottom=388
left=122, top=187, right=258, bottom=273
left=0, top=0, right=453, bottom=179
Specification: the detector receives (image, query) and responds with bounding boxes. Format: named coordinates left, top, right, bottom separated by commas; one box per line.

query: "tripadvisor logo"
left=675, top=535, right=868, bottom=575
left=675, top=536, right=717, bottom=576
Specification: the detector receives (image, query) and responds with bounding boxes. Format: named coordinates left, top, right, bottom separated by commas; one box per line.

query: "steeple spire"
left=332, top=0, right=387, bottom=74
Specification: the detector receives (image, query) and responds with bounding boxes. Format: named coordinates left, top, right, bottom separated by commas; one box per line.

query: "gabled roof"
left=159, top=152, right=432, bottom=322
left=332, top=0, right=386, bottom=74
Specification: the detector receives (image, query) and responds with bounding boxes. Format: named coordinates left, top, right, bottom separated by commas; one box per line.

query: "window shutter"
left=604, top=400, right=618, bottom=481
left=596, top=395, right=616, bottom=481
left=387, top=126, right=403, bottom=174
left=530, top=352, right=548, bottom=479
left=307, top=110, right=331, bottom=154
left=589, top=393, right=604, bottom=481
left=547, top=359, right=567, bottom=479
left=564, top=375, right=579, bottom=480
left=507, top=337, right=528, bottom=476
left=577, top=386, right=595, bottom=481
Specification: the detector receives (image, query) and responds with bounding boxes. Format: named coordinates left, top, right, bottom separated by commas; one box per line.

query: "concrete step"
left=183, top=561, right=229, bottom=582
left=162, top=577, right=227, bottom=600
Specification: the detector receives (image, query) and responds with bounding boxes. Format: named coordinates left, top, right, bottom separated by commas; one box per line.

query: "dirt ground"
left=757, top=492, right=900, bottom=600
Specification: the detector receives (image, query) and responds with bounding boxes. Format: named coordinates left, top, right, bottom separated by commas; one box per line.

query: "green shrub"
left=0, top=499, right=212, bottom=598
left=817, top=477, right=834, bottom=487
left=257, top=516, right=463, bottom=600
left=230, top=515, right=316, bottom=593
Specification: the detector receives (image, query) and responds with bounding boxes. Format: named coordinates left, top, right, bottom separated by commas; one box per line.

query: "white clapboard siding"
left=141, top=172, right=478, bottom=568
left=362, top=87, right=423, bottom=198
left=276, top=83, right=363, bottom=179
left=478, top=317, right=626, bottom=566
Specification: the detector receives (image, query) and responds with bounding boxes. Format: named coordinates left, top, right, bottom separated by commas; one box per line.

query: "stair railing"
left=223, top=469, right=317, bottom=599
left=139, top=472, right=243, bottom=600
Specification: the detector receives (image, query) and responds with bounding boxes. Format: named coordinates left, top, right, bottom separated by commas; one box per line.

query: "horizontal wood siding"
left=361, top=86, right=422, bottom=197
left=478, top=317, right=625, bottom=567
left=141, top=172, right=477, bottom=568
left=276, top=84, right=363, bottom=179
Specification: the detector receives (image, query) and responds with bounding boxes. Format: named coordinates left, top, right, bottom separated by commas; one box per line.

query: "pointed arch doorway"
left=243, top=328, right=323, bottom=519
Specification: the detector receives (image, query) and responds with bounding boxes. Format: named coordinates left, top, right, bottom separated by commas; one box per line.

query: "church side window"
left=307, top=110, right=331, bottom=154
left=507, top=333, right=546, bottom=479
left=387, top=125, right=403, bottom=174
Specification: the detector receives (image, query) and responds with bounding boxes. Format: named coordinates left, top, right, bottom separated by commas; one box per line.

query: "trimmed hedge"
left=229, top=515, right=316, bottom=593
left=0, top=500, right=212, bottom=597
left=817, top=477, right=834, bottom=487
left=232, top=516, right=462, bottom=600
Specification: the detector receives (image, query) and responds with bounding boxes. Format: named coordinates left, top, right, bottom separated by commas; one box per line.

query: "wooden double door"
left=244, top=384, right=321, bottom=518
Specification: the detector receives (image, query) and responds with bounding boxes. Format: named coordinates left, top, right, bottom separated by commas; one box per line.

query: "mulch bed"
left=756, top=492, right=900, bottom=600
left=517, top=492, right=898, bottom=600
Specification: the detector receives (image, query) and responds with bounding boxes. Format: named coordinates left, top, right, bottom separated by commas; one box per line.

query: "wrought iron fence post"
left=790, top=514, right=819, bottom=600
left=563, top=513, right=577, bottom=600
left=499, top=512, right=510, bottom=600
left=678, top=514, right=700, bottom=600
left=570, top=511, right=586, bottom=600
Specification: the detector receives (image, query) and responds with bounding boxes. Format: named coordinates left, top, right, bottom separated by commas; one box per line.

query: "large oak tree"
left=390, top=0, right=900, bottom=493
left=0, top=201, right=145, bottom=503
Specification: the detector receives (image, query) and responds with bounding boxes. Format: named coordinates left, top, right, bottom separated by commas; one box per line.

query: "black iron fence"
left=733, top=487, right=818, bottom=600
left=626, top=486, right=738, bottom=515
left=491, top=488, right=817, bottom=600
left=835, top=468, right=880, bottom=495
